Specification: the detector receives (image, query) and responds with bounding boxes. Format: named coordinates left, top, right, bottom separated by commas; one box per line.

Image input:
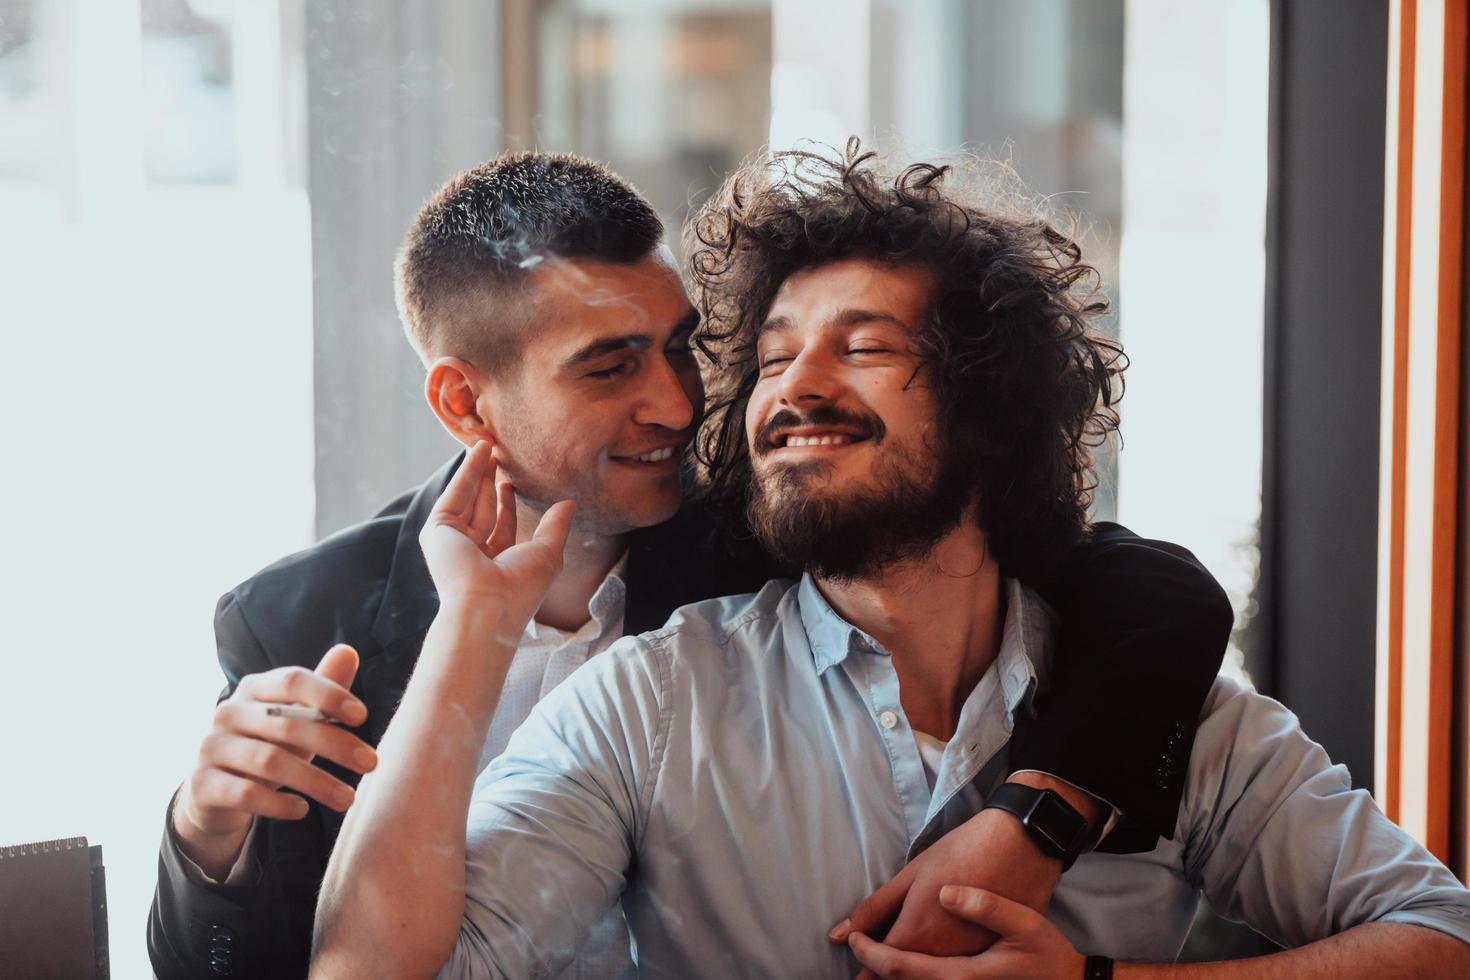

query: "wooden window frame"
left=1375, top=0, right=1467, bottom=875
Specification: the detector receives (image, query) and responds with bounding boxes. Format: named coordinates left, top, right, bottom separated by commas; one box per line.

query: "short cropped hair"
left=394, top=151, right=664, bottom=375
left=686, top=141, right=1124, bottom=580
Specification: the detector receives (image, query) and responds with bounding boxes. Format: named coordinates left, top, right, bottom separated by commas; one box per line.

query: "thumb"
left=531, top=499, right=578, bottom=564
left=939, top=886, right=1035, bottom=938
left=315, top=643, right=360, bottom=689
left=830, top=864, right=915, bottom=943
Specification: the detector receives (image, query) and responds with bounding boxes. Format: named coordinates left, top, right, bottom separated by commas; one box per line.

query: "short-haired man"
left=311, top=145, right=1470, bottom=979
left=149, top=153, right=1231, bottom=979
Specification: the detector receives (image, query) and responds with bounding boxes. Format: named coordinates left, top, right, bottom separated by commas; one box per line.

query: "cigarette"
left=265, top=704, right=335, bottom=723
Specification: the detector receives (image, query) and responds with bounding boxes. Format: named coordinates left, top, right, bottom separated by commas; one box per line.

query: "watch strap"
left=982, top=782, right=1090, bottom=870
left=1083, top=955, right=1115, bottom=979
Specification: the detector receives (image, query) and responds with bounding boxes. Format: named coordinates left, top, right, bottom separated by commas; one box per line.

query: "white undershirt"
left=912, top=728, right=949, bottom=791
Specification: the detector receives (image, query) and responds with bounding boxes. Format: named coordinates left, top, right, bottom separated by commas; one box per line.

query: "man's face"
left=744, top=257, right=973, bottom=579
left=484, top=251, right=703, bottom=535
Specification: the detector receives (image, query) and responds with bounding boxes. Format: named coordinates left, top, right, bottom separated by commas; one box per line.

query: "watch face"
left=1032, top=792, right=1088, bottom=852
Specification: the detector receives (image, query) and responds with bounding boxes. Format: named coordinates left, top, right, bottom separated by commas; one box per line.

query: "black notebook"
left=0, top=836, right=109, bottom=979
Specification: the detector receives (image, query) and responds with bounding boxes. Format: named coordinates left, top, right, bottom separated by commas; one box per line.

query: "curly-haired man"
left=312, top=145, right=1469, bottom=979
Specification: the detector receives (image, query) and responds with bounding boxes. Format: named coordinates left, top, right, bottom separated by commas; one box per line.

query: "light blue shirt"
left=442, top=576, right=1470, bottom=978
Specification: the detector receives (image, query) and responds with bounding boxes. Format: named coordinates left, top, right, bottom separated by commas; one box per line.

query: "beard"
left=746, top=416, right=974, bottom=583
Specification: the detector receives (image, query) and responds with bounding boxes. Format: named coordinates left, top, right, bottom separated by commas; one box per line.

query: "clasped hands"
left=828, top=803, right=1088, bottom=979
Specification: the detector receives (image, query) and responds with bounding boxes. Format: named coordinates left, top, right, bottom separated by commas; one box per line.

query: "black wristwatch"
left=1083, top=955, right=1115, bottom=979
left=981, top=782, right=1091, bottom=870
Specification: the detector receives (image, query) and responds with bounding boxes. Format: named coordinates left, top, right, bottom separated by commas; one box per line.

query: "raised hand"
left=173, top=643, right=377, bottom=880
left=418, top=440, right=577, bottom=629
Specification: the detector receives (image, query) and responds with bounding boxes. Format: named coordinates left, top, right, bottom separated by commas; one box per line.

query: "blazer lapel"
left=357, top=452, right=462, bottom=744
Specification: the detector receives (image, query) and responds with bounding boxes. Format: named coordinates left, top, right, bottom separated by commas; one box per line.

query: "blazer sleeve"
left=146, top=591, right=322, bottom=980
left=1010, top=523, right=1234, bottom=850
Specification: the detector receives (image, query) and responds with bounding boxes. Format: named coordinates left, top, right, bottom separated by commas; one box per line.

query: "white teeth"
left=784, top=434, right=855, bottom=447
left=632, top=447, right=675, bottom=463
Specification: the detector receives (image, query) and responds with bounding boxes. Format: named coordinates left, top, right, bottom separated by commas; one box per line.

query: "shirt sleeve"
left=438, top=636, right=670, bottom=980
left=169, top=806, right=262, bottom=887
left=1181, top=678, right=1470, bottom=948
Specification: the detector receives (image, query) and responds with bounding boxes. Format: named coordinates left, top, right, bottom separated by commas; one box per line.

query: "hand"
left=848, top=886, right=1085, bottom=979
left=418, top=440, right=576, bottom=625
left=830, top=808, right=1063, bottom=976
left=173, top=643, right=377, bottom=878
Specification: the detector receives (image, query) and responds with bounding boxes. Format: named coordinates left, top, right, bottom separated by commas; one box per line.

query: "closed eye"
left=587, top=361, right=633, bottom=380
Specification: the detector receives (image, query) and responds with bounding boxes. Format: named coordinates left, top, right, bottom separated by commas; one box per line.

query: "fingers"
left=314, top=643, right=360, bottom=690
left=435, top=440, right=492, bottom=524
left=217, top=699, right=377, bottom=774
left=848, top=932, right=956, bottom=980
left=199, top=731, right=358, bottom=812
left=485, top=476, right=517, bottom=555
left=531, top=499, right=577, bottom=564
left=188, top=768, right=311, bottom=822
left=235, top=664, right=368, bottom=727
left=831, top=866, right=914, bottom=943
left=467, top=449, right=501, bottom=542
left=938, top=887, right=1036, bottom=941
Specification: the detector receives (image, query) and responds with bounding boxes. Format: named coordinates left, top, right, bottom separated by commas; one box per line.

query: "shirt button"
left=879, top=710, right=899, bottom=730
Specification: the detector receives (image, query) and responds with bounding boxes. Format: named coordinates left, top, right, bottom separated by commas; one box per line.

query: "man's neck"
left=515, top=499, right=627, bottom=633
left=814, top=520, right=1004, bottom=742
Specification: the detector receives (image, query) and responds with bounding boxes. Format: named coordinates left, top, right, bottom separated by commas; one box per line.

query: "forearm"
left=312, top=601, right=514, bottom=978
left=1117, top=923, right=1470, bottom=980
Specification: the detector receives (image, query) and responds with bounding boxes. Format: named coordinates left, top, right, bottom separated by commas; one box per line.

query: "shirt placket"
left=848, top=641, right=934, bottom=846
left=909, top=653, right=1036, bottom=855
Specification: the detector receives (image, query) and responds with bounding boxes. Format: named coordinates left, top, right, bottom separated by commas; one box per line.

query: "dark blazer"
left=147, top=454, right=1230, bottom=979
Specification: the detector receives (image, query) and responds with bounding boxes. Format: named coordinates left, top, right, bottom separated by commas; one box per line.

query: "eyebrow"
left=756, top=307, right=911, bottom=341
left=565, top=309, right=700, bottom=367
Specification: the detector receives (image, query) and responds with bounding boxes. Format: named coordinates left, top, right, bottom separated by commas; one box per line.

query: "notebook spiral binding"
left=0, top=836, right=89, bottom=858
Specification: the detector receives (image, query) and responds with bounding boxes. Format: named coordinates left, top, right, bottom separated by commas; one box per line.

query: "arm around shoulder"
left=1013, top=525, right=1234, bottom=844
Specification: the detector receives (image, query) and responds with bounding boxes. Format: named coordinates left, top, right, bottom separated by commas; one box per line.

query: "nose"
left=633, top=352, right=699, bottom=431
left=775, top=346, right=839, bottom=408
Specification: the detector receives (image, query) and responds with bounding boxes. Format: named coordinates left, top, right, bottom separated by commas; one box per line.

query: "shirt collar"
left=798, top=574, right=875, bottom=675
left=796, top=572, right=1055, bottom=720
left=523, top=551, right=629, bottom=645
left=996, top=577, right=1054, bottom=719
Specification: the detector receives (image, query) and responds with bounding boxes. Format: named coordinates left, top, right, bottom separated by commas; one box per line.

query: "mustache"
left=753, top=405, right=886, bottom=456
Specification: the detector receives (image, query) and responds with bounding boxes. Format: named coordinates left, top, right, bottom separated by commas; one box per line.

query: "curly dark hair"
left=684, top=140, right=1125, bottom=580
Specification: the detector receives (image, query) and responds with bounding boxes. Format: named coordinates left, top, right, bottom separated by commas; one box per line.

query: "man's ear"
left=426, top=356, right=498, bottom=447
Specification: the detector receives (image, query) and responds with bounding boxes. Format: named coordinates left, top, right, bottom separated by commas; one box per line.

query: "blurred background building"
left=1, top=1, right=1465, bottom=975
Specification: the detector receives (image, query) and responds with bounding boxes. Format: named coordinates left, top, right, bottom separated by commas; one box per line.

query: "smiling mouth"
left=782, top=434, right=859, bottom=448
left=612, top=445, right=681, bottom=465
left=769, top=430, right=870, bottom=451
